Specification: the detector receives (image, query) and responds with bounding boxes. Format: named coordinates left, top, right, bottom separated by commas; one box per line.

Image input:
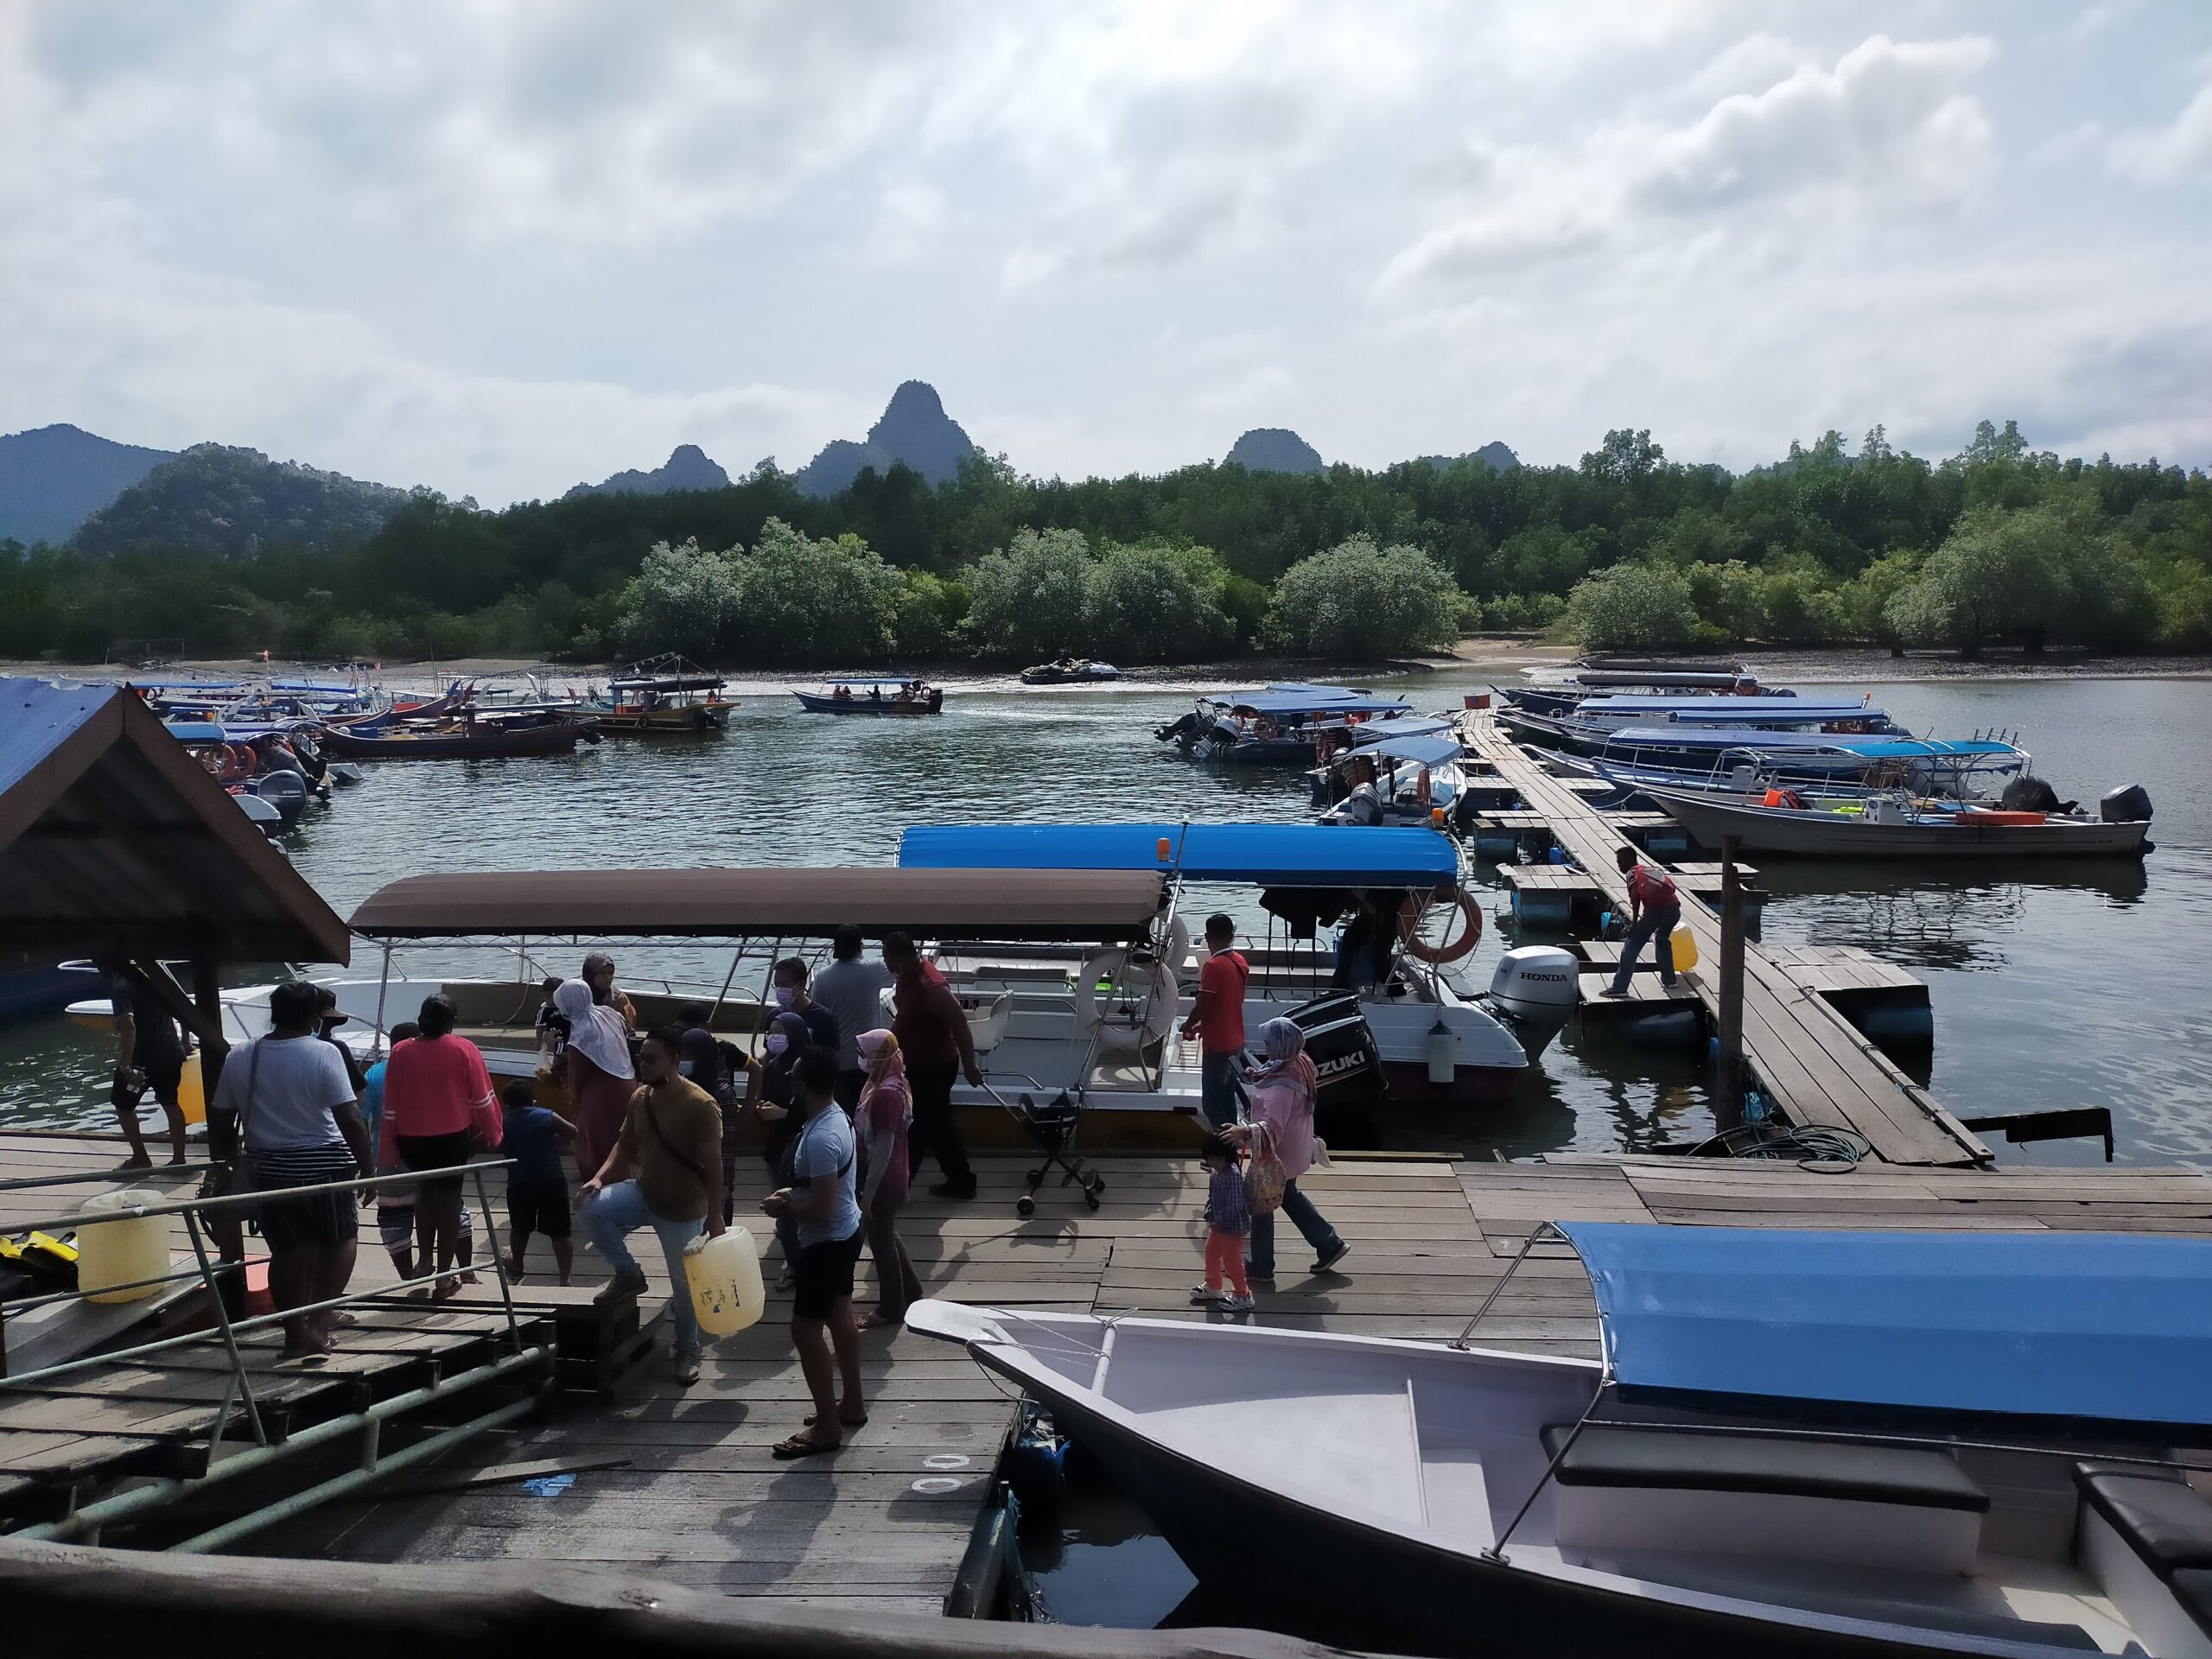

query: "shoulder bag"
left=1243, top=1118, right=1287, bottom=1216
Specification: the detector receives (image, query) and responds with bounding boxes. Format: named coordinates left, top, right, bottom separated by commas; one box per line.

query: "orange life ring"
left=216, top=744, right=256, bottom=784
left=1399, top=889, right=1483, bottom=964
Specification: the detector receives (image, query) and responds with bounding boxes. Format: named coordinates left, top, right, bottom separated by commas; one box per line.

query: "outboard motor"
left=1487, top=946, right=1580, bottom=1058
left=1284, top=992, right=1387, bottom=1146
left=2100, top=783, right=2153, bottom=823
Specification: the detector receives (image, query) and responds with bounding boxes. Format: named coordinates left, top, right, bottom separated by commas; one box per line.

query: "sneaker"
left=1599, top=986, right=1630, bottom=999
left=1244, top=1264, right=1274, bottom=1284
left=1189, top=1285, right=1224, bottom=1305
left=1313, top=1243, right=1351, bottom=1274
left=1218, top=1292, right=1255, bottom=1313
left=671, top=1346, right=702, bottom=1386
left=1660, top=976, right=1680, bottom=990
left=594, top=1268, right=648, bottom=1306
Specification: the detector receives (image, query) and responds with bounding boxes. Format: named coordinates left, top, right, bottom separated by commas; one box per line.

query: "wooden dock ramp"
left=1459, top=713, right=1988, bottom=1167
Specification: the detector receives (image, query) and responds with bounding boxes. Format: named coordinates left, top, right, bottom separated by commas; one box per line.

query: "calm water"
left=4, top=671, right=2207, bottom=1166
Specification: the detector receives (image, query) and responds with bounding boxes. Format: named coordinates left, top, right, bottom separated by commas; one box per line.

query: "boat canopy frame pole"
left=1459, top=1222, right=1613, bottom=1565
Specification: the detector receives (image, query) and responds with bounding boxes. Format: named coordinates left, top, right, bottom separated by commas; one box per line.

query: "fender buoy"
left=1073, top=949, right=1179, bottom=1052
left=1400, top=890, right=1483, bottom=965
left=1164, top=914, right=1192, bottom=975
left=216, top=744, right=255, bottom=785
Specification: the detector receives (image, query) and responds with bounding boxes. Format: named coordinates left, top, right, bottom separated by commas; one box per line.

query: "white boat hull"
left=1644, top=785, right=2152, bottom=859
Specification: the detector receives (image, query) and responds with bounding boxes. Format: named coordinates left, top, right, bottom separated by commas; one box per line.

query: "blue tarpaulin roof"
left=1350, top=715, right=1454, bottom=744
left=898, top=823, right=1459, bottom=887
left=1835, top=738, right=2024, bottom=760
left=1578, top=695, right=1854, bottom=715
left=1601, top=727, right=1901, bottom=753
left=1663, top=704, right=1891, bottom=726
left=1558, top=1222, right=2212, bottom=1428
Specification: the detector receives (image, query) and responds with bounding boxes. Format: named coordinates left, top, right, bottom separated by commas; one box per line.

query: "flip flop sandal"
left=772, top=1433, right=842, bottom=1460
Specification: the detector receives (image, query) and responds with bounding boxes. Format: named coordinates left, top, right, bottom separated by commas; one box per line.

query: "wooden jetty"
left=1460, top=712, right=1986, bottom=1167
left=262, top=1147, right=2212, bottom=1616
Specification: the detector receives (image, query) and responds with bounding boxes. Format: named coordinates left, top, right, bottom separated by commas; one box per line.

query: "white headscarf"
left=556, top=978, right=633, bottom=1080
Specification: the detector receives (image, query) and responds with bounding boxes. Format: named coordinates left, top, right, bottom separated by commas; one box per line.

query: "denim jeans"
left=1608, top=904, right=1681, bottom=994
left=1200, top=1052, right=1243, bottom=1131
left=1245, top=1179, right=1342, bottom=1278
left=584, top=1179, right=703, bottom=1351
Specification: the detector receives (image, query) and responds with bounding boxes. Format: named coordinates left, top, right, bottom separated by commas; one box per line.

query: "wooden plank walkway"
left=1461, top=714, right=1986, bottom=1167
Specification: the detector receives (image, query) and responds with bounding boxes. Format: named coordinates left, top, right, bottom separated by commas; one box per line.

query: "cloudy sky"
left=3, top=1, right=2209, bottom=505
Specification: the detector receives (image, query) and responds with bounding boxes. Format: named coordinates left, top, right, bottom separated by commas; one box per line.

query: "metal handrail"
left=3, top=1159, right=516, bottom=1236
left=0, top=1160, right=218, bottom=1193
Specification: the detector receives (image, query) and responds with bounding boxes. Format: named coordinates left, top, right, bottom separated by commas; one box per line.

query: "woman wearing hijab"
left=746, top=1009, right=811, bottom=1289
left=1233, top=1018, right=1348, bottom=1282
left=854, top=1029, right=923, bottom=1330
left=556, top=979, right=635, bottom=1184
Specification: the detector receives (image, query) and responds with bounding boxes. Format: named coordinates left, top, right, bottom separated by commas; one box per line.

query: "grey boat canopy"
left=348, top=867, right=1166, bottom=942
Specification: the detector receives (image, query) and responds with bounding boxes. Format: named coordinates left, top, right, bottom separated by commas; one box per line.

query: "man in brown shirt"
left=581, top=1026, right=725, bottom=1385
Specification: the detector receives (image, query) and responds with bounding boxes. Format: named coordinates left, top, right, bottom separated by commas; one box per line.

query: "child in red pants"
left=1192, top=1131, right=1254, bottom=1313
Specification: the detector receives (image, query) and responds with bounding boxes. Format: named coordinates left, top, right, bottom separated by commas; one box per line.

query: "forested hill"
left=72, top=443, right=412, bottom=558
left=0, top=423, right=175, bottom=546
left=1, top=421, right=2204, bottom=665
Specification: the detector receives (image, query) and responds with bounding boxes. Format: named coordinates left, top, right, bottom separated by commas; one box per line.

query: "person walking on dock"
left=772, top=957, right=842, bottom=1059
left=1193, top=1130, right=1254, bottom=1313
left=814, top=925, right=893, bottom=1110
left=884, top=931, right=981, bottom=1201
left=854, top=1029, right=923, bottom=1330
left=580, top=1025, right=726, bottom=1386
left=556, top=978, right=635, bottom=1185
left=764, top=1049, right=867, bottom=1454
left=207, top=980, right=372, bottom=1363
left=1603, top=848, right=1681, bottom=999
left=1182, top=913, right=1249, bottom=1131
left=98, top=959, right=190, bottom=1168
left=1236, top=1018, right=1347, bottom=1282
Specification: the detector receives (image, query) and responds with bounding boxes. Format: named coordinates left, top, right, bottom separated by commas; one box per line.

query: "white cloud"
left=2107, top=75, right=2212, bottom=181
left=1386, top=35, right=1997, bottom=289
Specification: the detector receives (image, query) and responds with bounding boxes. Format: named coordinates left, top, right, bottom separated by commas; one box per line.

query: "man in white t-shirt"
left=209, top=981, right=372, bottom=1363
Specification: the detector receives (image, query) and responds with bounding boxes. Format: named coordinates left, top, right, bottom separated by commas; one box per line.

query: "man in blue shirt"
left=762, top=1050, right=864, bottom=1459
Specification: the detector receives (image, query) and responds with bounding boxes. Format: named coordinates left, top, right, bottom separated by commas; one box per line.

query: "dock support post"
left=1715, top=835, right=1746, bottom=1127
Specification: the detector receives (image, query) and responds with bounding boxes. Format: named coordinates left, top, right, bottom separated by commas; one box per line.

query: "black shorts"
left=397, top=1130, right=473, bottom=1194
left=507, top=1179, right=571, bottom=1239
left=791, top=1228, right=864, bottom=1320
left=141, top=1052, right=185, bottom=1101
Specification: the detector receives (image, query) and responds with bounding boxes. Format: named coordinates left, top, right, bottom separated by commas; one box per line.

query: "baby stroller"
left=983, top=1075, right=1106, bottom=1217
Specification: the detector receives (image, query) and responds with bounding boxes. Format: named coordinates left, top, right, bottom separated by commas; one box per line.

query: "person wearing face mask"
left=747, top=1008, right=812, bottom=1288
left=771, top=959, right=840, bottom=1057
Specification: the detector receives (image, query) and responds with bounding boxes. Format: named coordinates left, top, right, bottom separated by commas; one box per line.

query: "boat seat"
left=1538, top=1424, right=1987, bottom=1574
left=2075, top=1466, right=2212, bottom=1577
left=1542, top=1425, right=1990, bottom=1511
left=2073, top=1465, right=2212, bottom=1653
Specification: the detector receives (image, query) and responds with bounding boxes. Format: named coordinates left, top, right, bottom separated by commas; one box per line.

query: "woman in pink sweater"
left=1234, top=1019, right=1347, bottom=1283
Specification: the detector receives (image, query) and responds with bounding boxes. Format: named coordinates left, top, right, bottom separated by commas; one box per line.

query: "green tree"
left=1686, top=560, right=1767, bottom=641
left=1085, top=541, right=1236, bottom=662
left=891, top=569, right=967, bottom=658
left=728, top=518, right=899, bottom=663
left=1885, top=505, right=2075, bottom=657
left=613, top=538, right=745, bottom=658
left=961, top=527, right=1095, bottom=659
left=1568, top=563, right=1697, bottom=651
left=1264, top=537, right=1462, bottom=659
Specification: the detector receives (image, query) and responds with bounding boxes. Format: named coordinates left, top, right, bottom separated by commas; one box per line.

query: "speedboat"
left=794, top=678, right=944, bottom=714
left=1307, top=718, right=1467, bottom=826
left=1157, top=683, right=1416, bottom=765
left=912, top=1222, right=2212, bottom=1657
left=1021, top=658, right=1122, bottom=685
left=1535, top=737, right=2036, bottom=808
left=1640, top=780, right=2156, bottom=860
left=897, top=822, right=1535, bottom=1106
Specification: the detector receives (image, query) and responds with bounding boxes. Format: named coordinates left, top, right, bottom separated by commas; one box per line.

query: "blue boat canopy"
left=1662, top=704, right=1891, bottom=726
left=1350, top=715, right=1455, bottom=745
left=1212, top=688, right=1413, bottom=717
left=1577, top=695, right=1858, bottom=715
left=1558, top=1222, right=2212, bottom=1429
left=899, top=823, right=1459, bottom=888
left=1339, top=732, right=1463, bottom=769
left=1600, top=727, right=1904, bottom=753
left=1834, top=738, right=2024, bottom=760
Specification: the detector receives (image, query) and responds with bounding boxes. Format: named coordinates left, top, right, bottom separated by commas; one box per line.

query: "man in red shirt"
left=883, top=931, right=983, bottom=1201
left=1603, top=847, right=1682, bottom=998
left=1181, top=913, right=1249, bottom=1130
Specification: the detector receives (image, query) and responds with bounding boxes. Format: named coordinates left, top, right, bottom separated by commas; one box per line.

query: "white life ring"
left=1164, top=914, right=1192, bottom=976
left=1074, top=949, right=1179, bottom=1053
